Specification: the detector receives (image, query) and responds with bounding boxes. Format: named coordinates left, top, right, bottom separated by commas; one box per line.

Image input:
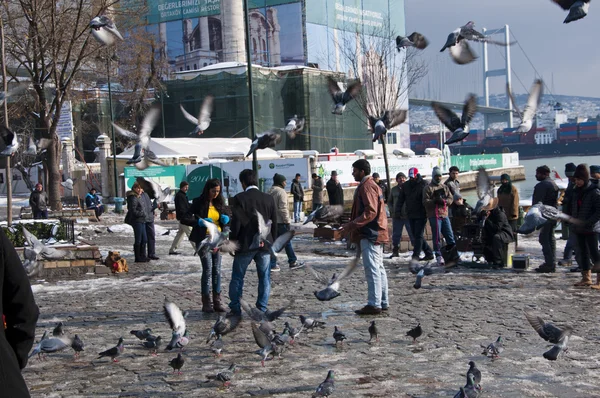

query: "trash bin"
left=114, top=197, right=125, bottom=214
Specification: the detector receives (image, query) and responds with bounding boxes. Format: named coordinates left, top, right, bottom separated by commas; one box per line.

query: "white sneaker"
left=436, top=256, right=445, bottom=266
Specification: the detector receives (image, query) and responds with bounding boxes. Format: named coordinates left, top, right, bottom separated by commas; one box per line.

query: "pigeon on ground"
left=246, top=130, right=282, bottom=158
left=90, top=15, right=124, bottom=46
left=312, top=370, right=335, bottom=397
left=112, top=106, right=164, bottom=170
left=168, top=353, right=185, bottom=375
left=518, top=204, right=549, bottom=234
left=29, top=331, right=49, bottom=360
left=304, top=205, right=344, bottom=225
left=283, top=322, right=303, bottom=342
left=368, top=320, right=379, bottom=342
left=454, top=373, right=480, bottom=398
left=136, top=177, right=172, bottom=204
left=368, top=108, right=408, bottom=143
left=552, top=0, right=590, bottom=23
left=35, top=336, right=72, bottom=359
left=333, top=326, right=346, bottom=346
left=467, top=361, right=482, bottom=390
left=195, top=220, right=238, bottom=257
left=0, top=125, right=19, bottom=156
left=211, top=336, right=224, bottom=357
left=406, top=323, right=422, bottom=343
left=327, top=77, right=362, bottom=115
left=285, top=115, right=305, bottom=139
left=473, top=168, right=494, bottom=216
left=481, top=335, right=504, bottom=358
left=272, top=328, right=293, bottom=348
left=130, top=328, right=153, bottom=340
left=299, top=315, right=326, bottom=331
left=413, top=268, right=426, bottom=289
left=71, top=334, right=84, bottom=359
left=166, top=330, right=190, bottom=351
left=396, top=32, right=428, bottom=50
left=53, top=322, right=64, bottom=337
left=507, top=79, right=544, bottom=133
left=206, top=364, right=237, bottom=387
left=164, top=299, right=186, bottom=337
left=307, top=248, right=360, bottom=301
left=22, top=225, right=68, bottom=260
left=252, top=322, right=280, bottom=367
left=249, top=210, right=295, bottom=259
left=206, top=314, right=241, bottom=343
left=432, top=94, right=477, bottom=145
left=180, top=95, right=214, bottom=136
left=142, top=336, right=162, bottom=355
left=524, top=310, right=573, bottom=348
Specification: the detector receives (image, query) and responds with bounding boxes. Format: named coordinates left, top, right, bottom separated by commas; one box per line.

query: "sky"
left=404, top=0, right=600, bottom=102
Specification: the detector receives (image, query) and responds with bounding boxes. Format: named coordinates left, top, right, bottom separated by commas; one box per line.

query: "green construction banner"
left=124, top=165, right=187, bottom=191
left=305, top=0, right=401, bottom=33
left=450, top=154, right=504, bottom=171
left=249, top=0, right=299, bottom=7
left=146, top=0, right=220, bottom=24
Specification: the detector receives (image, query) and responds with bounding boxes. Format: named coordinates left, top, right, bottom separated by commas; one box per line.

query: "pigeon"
left=440, top=28, right=462, bottom=52
left=29, top=331, right=49, bottom=360
left=283, top=321, right=303, bottom=342
left=432, top=94, right=477, bottom=145
left=71, top=334, right=84, bottom=359
left=206, top=363, right=236, bottom=387
left=327, top=77, right=362, bottom=115
left=22, top=246, right=41, bottom=277
left=166, top=330, right=190, bottom=351
left=142, top=336, right=162, bottom=355
left=524, top=311, right=573, bottom=345
left=24, top=136, right=38, bottom=156
left=481, top=335, right=504, bottom=358
left=518, top=204, right=549, bottom=234
left=195, top=220, right=238, bottom=257
left=249, top=210, right=295, bottom=259
left=60, top=179, right=74, bottom=192
left=333, top=326, right=347, bottom=346
left=164, top=299, right=186, bottom=338
left=449, top=39, right=479, bottom=65
left=299, top=315, right=326, bottom=331
left=413, top=268, right=425, bottom=289
left=543, top=334, right=570, bottom=361
left=272, top=328, right=293, bottom=348
left=206, top=314, right=241, bottom=343
left=36, top=336, right=72, bottom=359
left=90, top=15, right=124, bottom=46
left=368, top=108, right=408, bottom=143
left=368, top=320, right=379, bottom=342
left=307, top=248, right=360, bottom=301
left=507, top=79, right=544, bottom=133
left=312, top=370, right=335, bottom=397
left=441, top=22, right=513, bottom=65
left=467, top=361, right=482, bottom=390
left=240, top=298, right=291, bottom=322
left=130, top=328, right=153, bottom=340
left=21, top=225, right=68, bottom=260
left=112, top=105, right=165, bottom=170
left=552, top=0, right=590, bottom=23
left=136, top=177, right=172, bottom=203
left=210, top=336, right=224, bottom=357
left=473, top=168, right=494, bottom=216
left=53, top=322, right=64, bottom=337
left=246, top=130, right=281, bottom=158
left=285, top=115, right=305, bottom=139
left=396, top=32, right=428, bottom=50
left=406, top=323, right=422, bottom=343
left=252, top=322, right=280, bottom=367
left=168, top=353, right=185, bottom=375
left=304, top=205, right=344, bottom=225
left=539, top=203, right=577, bottom=224
left=0, top=125, right=18, bottom=156
left=180, top=95, right=214, bottom=136
left=454, top=373, right=480, bottom=398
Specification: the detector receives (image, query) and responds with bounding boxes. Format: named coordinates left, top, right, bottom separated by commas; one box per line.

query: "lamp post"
left=243, top=0, right=258, bottom=173
left=104, top=50, right=119, bottom=199
left=0, top=13, right=12, bottom=225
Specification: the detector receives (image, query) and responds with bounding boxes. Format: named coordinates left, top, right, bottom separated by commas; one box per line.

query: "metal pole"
left=0, top=14, right=11, bottom=225
left=482, top=27, right=489, bottom=132
left=107, top=53, right=119, bottom=199
left=160, top=90, right=166, bottom=138
left=243, top=0, right=258, bottom=173
left=504, top=25, right=513, bottom=129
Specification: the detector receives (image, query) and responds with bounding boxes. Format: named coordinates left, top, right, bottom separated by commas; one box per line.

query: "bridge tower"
left=482, top=25, right=513, bottom=130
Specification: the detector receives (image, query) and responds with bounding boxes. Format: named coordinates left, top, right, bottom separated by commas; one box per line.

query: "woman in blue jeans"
left=183, top=178, right=231, bottom=313
left=125, top=182, right=148, bottom=263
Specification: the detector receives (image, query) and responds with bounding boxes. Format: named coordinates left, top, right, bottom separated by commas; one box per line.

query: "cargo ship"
left=410, top=103, right=600, bottom=159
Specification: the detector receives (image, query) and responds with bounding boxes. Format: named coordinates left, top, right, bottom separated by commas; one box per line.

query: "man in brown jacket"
left=423, top=167, right=455, bottom=266
left=497, top=173, right=520, bottom=244
left=341, top=159, right=389, bottom=315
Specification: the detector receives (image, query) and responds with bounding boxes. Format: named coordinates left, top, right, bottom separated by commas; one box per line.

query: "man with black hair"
left=560, top=162, right=578, bottom=270
left=388, top=172, right=412, bottom=258
left=423, top=166, right=455, bottom=266
left=291, top=173, right=304, bottom=223
left=372, top=173, right=389, bottom=204
left=532, top=165, right=559, bottom=273
left=444, top=166, right=461, bottom=197
left=169, top=181, right=194, bottom=255
left=312, top=173, right=323, bottom=211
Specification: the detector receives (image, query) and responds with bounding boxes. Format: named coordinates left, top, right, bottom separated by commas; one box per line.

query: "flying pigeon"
left=368, top=108, right=408, bottom=143
left=473, top=168, right=494, bottom=216
left=312, top=370, right=335, bottom=398
left=285, top=115, right=305, bottom=139
left=53, top=322, right=64, bottom=337
left=195, top=220, right=238, bottom=258
left=29, top=331, right=49, bottom=360
left=142, top=336, right=162, bottom=355
left=206, top=314, right=241, bottom=343
left=164, top=299, right=186, bottom=337
left=252, top=322, right=281, bottom=367
left=524, top=310, right=573, bottom=345
left=327, top=77, right=362, bottom=115
left=333, top=326, right=347, bottom=346
left=22, top=225, right=69, bottom=260
left=135, top=177, right=172, bottom=204
left=449, top=39, right=479, bottom=65
left=166, top=330, right=190, bottom=351
left=112, top=106, right=165, bottom=170
left=396, top=32, right=428, bottom=50
left=441, top=22, right=513, bottom=65
left=0, top=125, right=18, bottom=156
left=246, top=130, right=282, bottom=158
left=60, top=179, right=74, bottom=192
left=22, top=246, right=41, bottom=277
left=368, top=320, right=379, bottom=343
left=544, top=334, right=570, bottom=361
left=539, top=203, right=577, bottom=224
left=518, top=204, right=549, bottom=234
left=552, top=0, right=590, bottom=23
left=507, top=79, right=544, bottom=133
left=299, top=315, right=326, bottom=331
left=24, top=136, right=38, bottom=156
left=180, top=95, right=214, bottom=136
left=168, top=353, right=185, bottom=375
left=97, top=337, right=124, bottom=362
left=432, top=94, right=477, bottom=145
left=206, top=363, right=237, bottom=387
left=481, top=335, right=504, bottom=358
left=307, top=248, right=360, bottom=301
left=249, top=210, right=295, bottom=259
left=240, top=298, right=291, bottom=322
left=210, top=336, right=224, bottom=357
left=130, top=328, right=153, bottom=340
left=406, top=323, right=422, bottom=343
left=304, top=205, right=344, bottom=225
left=90, top=15, right=124, bottom=46
left=71, top=334, right=84, bottom=359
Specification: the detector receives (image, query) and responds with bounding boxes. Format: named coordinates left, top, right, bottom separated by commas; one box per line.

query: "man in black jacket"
left=169, top=181, right=194, bottom=255
left=532, top=165, right=559, bottom=273
left=228, top=169, right=278, bottom=316
left=291, top=173, right=304, bottom=223
left=0, top=228, right=39, bottom=397
left=480, top=198, right=514, bottom=267
left=326, top=170, right=344, bottom=206
left=29, top=183, right=48, bottom=219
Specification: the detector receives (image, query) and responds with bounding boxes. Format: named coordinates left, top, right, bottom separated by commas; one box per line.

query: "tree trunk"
left=47, top=135, right=62, bottom=210
left=381, top=138, right=391, bottom=203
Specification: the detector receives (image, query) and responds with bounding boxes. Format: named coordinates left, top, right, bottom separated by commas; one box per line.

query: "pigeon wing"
left=111, top=123, right=138, bottom=141
left=521, top=79, right=543, bottom=124
left=506, top=83, right=523, bottom=120
left=342, top=80, right=362, bottom=104
left=525, top=311, right=553, bottom=341
left=256, top=210, right=270, bottom=241
left=198, top=219, right=220, bottom=245
left=460, top=94, right=478, bottom=127
left=22, top=225, right=44, bottom=255
left=139, top=106, right=161, bottom=145
left=164, top=300, right=186, bottom=335
left=334, top=249, right=361, bottom=282
left=551, top=0, right=577, bottom=10
left=382, top=108, right=407, bottom=130
left=432, top=102, right=461, bottom=132
left=180, top=104, right=199, bottom=125
left=407, top=32, right=428, bottom=49
left=252, top=322, right=271, bottom=349
left=270, top=230, right=295, bottom=254
left=306, top=264, right=333, bottom=286
left=476, top=167, right=491, bottom=200
left=449, top=40, right=478, bottom=65
left=326, top=77, right=342, bottom=103
left=198, top=95, right=214, bottom=130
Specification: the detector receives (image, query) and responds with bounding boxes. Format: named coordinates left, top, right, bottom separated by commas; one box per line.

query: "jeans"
left=169, top=223, right=193, bottom=253
left=270, top=224, right=297, bottom=268
left=539, top=221, right=556, bottom=266
left=574, top=233, right=600, bottom=271
left=228, top=250, right=271, bottom=315
left=408, top=218, right=433, bottom=259
left=428, top=216, right=456, bottom=257
left=132, top=222, right=148, bottom=245
left=564, top=232, right=576, bottom=260
left=145, top=222, right=156, bottom=257
left=392, top=218, right=413, bottom=248
left=34, top=210, right=48, bottom=219
left=293, top=201, right=302, bottom=222
left=200, top=251, right=222, bottom=295
left=360, top=239, right=388, bottom=309
left=89, top=205, right=104, bottom=219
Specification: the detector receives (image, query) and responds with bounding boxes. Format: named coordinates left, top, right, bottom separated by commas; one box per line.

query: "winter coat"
left=125, top=191, right=146, bottom=224
left=29, top=190, right=48, bottom=212
left=140, top=192, right=155, bottom=223
left=423, top=182, right=453, bottom=218
left=326, top=179, right=344, bottom=206
left=570, top=181, right=600, bottom=234
left=483, top=207, right=514, bottom=244
left=396, top=175, right=428, bottom=219
left=85, top=193, right=100, bottom=209
left=0, top=228, right=39, bottom=397
left=497, top=184, right=520, bottom=221
left=229, top=188, right=277, bottom=253
left=269, top=185, right=291, bottom=224
left=532, top=177, right=558, bottom=207
left=389, top=184, right=407, bottom=219
left=346, top=176, right=389, bottom=244
left=291, top=179, right=304, bottom=202
left=312, top=178, right=324, bottom=205
left=174, top=190, right=190, bottom=221
left=562, top=181, right=575, bottom=216
left=444, top=178, right=460, bottom=196
left=376, top=181, right=389, bottom=204
left=181, top=195, right=231, bottom=245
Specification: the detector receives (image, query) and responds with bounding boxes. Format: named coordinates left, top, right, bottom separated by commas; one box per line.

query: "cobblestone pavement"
left=21, top=213, right=600, bottom=397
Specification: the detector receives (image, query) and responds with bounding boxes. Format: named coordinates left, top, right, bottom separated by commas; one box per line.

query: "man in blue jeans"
left=290, top=173, right=304, bottom=223
left=423, top=167, right=455, bottom=266
left=228, top=169, right=278, bottom=316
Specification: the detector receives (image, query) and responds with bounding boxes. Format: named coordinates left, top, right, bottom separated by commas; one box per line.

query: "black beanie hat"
left=273, top=173, right=286, bottom=186
left=565, top=162, right=576, bottom=177
left=573, top=164, right=589, bottom=183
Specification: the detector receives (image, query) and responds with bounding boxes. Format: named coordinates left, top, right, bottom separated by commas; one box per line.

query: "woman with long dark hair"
left=182, top=179, right=231, bottom=312
left=125, top=182, right=149, bottom=263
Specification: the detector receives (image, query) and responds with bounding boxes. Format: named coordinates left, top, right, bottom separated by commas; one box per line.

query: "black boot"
left=138, top=243, right=149, bottom=263
left=134, top=244, right=145, bottom=263
left=389, top=246, right=400, bottom=258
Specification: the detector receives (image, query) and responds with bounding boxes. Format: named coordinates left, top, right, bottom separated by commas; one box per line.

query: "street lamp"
left=243, top=0, right=258, bottom=174
left=98, top=49, right=120, bottom=199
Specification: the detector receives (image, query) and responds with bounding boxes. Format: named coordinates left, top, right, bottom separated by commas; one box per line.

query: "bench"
left=19, top=206, right=98, bottom=222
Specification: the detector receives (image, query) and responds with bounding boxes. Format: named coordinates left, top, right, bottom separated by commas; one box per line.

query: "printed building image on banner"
left=123, top=165, right=187, bottom=192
